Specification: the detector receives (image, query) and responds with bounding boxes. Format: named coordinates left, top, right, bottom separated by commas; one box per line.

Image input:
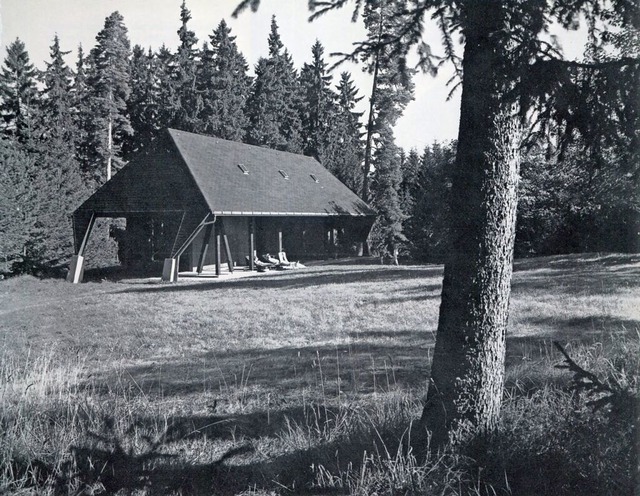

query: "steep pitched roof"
left=76, top=129, right=374, bottom=217
left=167, top=129, right=373, bottom=216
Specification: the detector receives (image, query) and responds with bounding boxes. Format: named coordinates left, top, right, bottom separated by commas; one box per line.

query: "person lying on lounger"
left=259, top=253, right=280, bottom=266
left=278, top=251, right=305, bottom=269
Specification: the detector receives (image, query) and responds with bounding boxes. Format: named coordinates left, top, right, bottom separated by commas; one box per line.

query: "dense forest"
left=0, top=2, right=637, bottom=276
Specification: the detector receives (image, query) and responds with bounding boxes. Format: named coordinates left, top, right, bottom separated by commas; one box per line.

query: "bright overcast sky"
left=0, top=0, right=587, bottom=151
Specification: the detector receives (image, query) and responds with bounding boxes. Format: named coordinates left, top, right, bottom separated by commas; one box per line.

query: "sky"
left=0, top=0, right=588, bottom=152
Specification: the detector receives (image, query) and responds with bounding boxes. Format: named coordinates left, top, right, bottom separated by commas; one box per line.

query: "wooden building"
left=68, top=129, right=375, bottom=282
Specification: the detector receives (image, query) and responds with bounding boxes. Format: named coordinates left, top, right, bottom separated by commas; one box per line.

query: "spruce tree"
left=247, top=16, right=303, bottom=152
left=368, top=133, right=406, bottom=264
left=360, top=0, right=414, bottom=202
left=171, top=0, right=203, bottom=132
left=0, top=38, right=38, bottom=142
left=299, top=40, right=335, bottom=160
left=72, top=44, right=93, bottom=176
left=86, top=11, right=132, bottom=184
left=23, top=35, right=89, bottom=271
left=405, top=142, right=455, bottom=262
left=399, top=147, right=421, bottom=216
left=199, top=19, right=251, bottom=141
left=234, top=0, right=639, bottom=446
left=125, top=45, right=161, bottom=156
left=322, top=71, right=364, bottom=193
left=0, top=137, right=38, bottom=270
left=155, top=44, right=177, bottom=131
left=38, top=35, right=76, bottom=143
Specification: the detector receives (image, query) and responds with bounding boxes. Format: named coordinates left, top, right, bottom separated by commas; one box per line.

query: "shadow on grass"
left=513, top=252, right=640, bottom=272
left=117, top=265, right=444, bottom=294
left=511, top=253, right=640, bottom=294
left=87, top=341, right=434, bottom=401
left=56, top=405, right=424, bottom=495
left=62, top=426, right=412, bottom=496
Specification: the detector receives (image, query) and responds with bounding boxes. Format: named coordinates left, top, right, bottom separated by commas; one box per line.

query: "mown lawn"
left=1, top=253, right=638, bottom=495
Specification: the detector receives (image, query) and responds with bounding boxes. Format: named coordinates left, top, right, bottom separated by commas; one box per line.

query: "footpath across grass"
left=1, top=253, right=638, bottom=495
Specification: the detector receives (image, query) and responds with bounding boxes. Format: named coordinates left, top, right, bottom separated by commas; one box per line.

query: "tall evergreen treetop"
left=171, top=0, right=203, bottom=132
left=247, top=15, right=303, bottom=152
left=268, top=15, right=284, bottom=56
left=39, top=35, right=75, bottom=141
left=200, top=19, right=251, bottom=140
left=0, top=38, right=38, bottom=142
left=86, top=11, right=132, bottom=183
left=300, top=40, right=336, bottom=159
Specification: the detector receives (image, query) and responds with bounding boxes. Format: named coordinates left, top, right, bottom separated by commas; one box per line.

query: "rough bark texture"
left=421, top=1, right=522, bottom=447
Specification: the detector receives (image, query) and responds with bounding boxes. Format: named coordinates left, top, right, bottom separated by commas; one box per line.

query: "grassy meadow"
left=1, top=253, right=638, bottom=495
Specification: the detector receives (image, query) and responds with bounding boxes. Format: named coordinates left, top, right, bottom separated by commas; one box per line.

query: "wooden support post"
left=197, top=223, right=213, bottom=274
left=162, top=257, right=179, bottom=282
left=66, top=255, right=86, bottom=284
left=223, top=234, right=233, bottom=273
left=278, top=228, right=283, bottom=254
left=249, top=218, right=255, bottom=271
left=331, top=228, right=337, bottom=259
left=67, top=213, right=95, bottom=283
left=214, top=225, right=221, bottom=276
left=77, top=213, right=96, bottom=257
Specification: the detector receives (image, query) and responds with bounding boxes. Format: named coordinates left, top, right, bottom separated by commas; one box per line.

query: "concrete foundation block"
left=66, top=255, right=85, bottom=284
left=162, top=258, right=179, bottom=282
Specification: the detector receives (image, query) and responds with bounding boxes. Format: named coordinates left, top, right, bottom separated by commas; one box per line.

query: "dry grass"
left=0, top=253, right=638, bottom=494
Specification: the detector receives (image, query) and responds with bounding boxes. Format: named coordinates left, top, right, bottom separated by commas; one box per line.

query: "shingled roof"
left=76, top=129, right=375, bottom=217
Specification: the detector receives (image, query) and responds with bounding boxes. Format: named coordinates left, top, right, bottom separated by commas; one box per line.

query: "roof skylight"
left=279, top=169, right=290, bottom=180
left=310, top=174, right=319, bottom=183
left=238, top=163, right=249, bottom=174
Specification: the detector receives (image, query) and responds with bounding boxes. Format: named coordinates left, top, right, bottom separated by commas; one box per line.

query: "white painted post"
left=66, top=255, right=85, bottom=284
left=162, top=257, right=179, bottom=282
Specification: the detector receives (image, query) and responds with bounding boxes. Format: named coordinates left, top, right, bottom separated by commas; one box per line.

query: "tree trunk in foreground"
left=421, top=1, right=522, bottom=447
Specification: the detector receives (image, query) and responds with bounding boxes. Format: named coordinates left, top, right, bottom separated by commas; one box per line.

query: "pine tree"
left=72, top=44, right=93, bottom=176
left=234, top=0, right=640, bottom=447
left=86, top=11, right=132, bottom=184
left=0, top=137, right=38, bottom=270
left=170, top=0, right=203, bottom=132
left=399, top=147, right=421, bottom=216
left=0, top=38, right=38, bottom=142
left=368, top=134, right=406, bottom=264
left=300, top=40, right=335, bottom=160
left=125, top=45, right=161, bottom=156
left=322, top=71, right=364, bottom=193
left=38, top=35, right=76, bottom=143
left=199, top=19, right=251, bottom=141
left=360, top=0, right=415, bottom=202
left=247, top=16, right=303, bottom=152
left=155, top=44, right=177, bottom=131
left=405, top=142, right=455, bottom=262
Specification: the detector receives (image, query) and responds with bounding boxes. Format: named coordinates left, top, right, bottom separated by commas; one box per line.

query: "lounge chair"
left=278, top=252, right=305, bottom=268
left=246, top=255, right=274, bottom=272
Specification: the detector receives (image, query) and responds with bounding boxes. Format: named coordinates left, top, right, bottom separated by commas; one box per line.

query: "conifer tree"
left=321, top=71, right=364, bottom=193
left=399, top=147, right=421, bottom=216
left=360, top=1, right=414, bottom=203
left=171, top=0, right=203, bottom=132
left=247, top=16, right=303, bottom=152
left=125, top=45, right=160, bottom=156
left=300, top=40, right=335, bottom=160
left=38, top=35, right=76, bottom=143
left=234, top=0, right=639, bottom=446
left=155, top=44, right=177, bottom=131
left=405, top=142, right=455, bottom=262
left=0, top=137, right=38, bottom=269
left=72, top=44, right=93, bottom=175
left=199, top=19, right=251, bottom=141
left=86, top=11, right=132, bottom=184
left=0, top=38, right=38, bottom=142
left=368, top=133, right=406, bottom=264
